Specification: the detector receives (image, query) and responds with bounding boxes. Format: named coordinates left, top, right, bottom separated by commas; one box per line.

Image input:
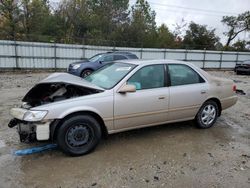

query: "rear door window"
left=168, top=64, right=205, bottom=86
left=114, top=55, right=127, bottom=60
left=102, top=55, right=114, bottom=62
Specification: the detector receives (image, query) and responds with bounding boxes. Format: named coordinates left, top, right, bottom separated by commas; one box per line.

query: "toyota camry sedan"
left=9, top=60, right=238, bottom=156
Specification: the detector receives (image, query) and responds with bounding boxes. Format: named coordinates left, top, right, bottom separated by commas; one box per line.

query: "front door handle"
left=158, top=96, right=166, bottom=100
left=201, top=90, right=207, bottom=94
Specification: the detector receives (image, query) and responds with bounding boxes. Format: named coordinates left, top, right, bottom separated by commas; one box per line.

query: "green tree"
left=222, top=11, right=250, bottom=47
left=215, top=41, right=223, bottom=51
left=56, top=0, right=130, bottom=45
left=88, top=0, right=130, bottom=43
left=0, top=0, right=21, bottom=39
left=56, top=0, right=91, bottom=42
left=232, top=40, right=250, bottom=51
left=22, top=0, right=54, bottom=39
left=128, top=0, right=157, bottom=47
left=157, top=24, right=175, bottom=48
left=183, top=22, right=219, bottom=50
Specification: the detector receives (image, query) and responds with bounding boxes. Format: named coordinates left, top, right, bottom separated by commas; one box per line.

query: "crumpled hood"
left=40, top=73, right=104, bottom=91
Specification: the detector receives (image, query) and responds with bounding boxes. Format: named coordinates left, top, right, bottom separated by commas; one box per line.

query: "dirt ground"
left=0, top=70, right=249, bottom=188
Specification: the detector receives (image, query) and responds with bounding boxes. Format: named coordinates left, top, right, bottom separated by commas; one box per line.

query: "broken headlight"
left=23, top=110, right=48, bottom=122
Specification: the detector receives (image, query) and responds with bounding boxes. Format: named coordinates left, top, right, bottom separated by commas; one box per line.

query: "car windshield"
left=89, top=54, right=103, bottom=62
left=85, top=62, right=136, bottom=89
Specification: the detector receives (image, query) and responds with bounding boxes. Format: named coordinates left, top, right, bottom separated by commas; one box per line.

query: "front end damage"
left=9, top=74, right=103, bottom=143
left=8, top=118, right=51, bottom=142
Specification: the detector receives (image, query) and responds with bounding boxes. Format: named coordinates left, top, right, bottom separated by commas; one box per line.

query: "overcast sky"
left=129, top=0, right=250, bottom=44
left=51, top=0, right=250, bottom=45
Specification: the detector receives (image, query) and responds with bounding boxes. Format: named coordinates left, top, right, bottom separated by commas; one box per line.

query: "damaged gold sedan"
left=9, top=60, right=238, bottom=156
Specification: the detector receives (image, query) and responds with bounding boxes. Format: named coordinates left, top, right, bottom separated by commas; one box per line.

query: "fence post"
left=112, top=41, right=116, bottom=51
left=235, top=51, right=239, bottom=65
left=140, top=47, right=143, bottom=59
left=163, top=49, right=167, bottom=59
left=54, top=42, right=57, bottom=71
left=82, top=38, right=86, bottom=59
left=185, top=49, right=188, bottom=61
left=219, top=51, right=223, bottom=69
left=14, top=40, right=19, bottom=68
left=202, top=49, right=206, bottom=68
left=82, top=47, right=86, bottom=59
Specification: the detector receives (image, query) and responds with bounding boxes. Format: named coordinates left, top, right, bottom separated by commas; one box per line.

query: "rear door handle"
left=158, top=96, right=166, bottom=99
left=201, top=90, right=207, bottom=94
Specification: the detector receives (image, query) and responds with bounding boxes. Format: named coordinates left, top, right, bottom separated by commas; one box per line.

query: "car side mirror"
left=118, top=84, right=136, bottom=94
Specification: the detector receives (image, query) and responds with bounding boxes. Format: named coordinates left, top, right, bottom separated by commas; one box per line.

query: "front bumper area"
left=67, top=66, right=81, bottom=77
left=8, top=118, right=51, bottom=142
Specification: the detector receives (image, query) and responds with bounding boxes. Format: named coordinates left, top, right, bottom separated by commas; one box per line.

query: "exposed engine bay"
left=22, top=83, right=102, bottom=108
left=8, top=72, right=105, bottom=143
left=9, top=82, right=102, bottom=142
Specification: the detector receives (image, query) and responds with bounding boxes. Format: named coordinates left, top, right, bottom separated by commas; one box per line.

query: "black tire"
left=57, top=115, right=102, bottom=156
left=195, top=100, right=219, bottom=129
left=236, top=70, right=241, bottom=75
left=81, top=69, right=93, bottom=78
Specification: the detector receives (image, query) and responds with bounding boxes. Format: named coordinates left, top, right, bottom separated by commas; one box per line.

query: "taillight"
left=232, top=85, right=236, bottom=92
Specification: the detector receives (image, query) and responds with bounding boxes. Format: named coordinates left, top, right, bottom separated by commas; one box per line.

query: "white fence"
left=0, top=40, right=250, bottom=69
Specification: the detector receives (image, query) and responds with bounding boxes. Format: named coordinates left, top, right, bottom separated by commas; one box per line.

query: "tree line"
left=0, top=0, right=249, bottom=51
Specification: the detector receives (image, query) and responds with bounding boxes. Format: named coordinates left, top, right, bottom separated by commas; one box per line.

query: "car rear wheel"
left=195, top=100, right=219, bottom=129
left=57, top=115, right=101, bottom=156
left=81, top=69, right=93, bottom=78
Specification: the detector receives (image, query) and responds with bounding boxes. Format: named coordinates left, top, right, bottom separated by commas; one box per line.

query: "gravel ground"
left=0, top=70, right=249, bottom=188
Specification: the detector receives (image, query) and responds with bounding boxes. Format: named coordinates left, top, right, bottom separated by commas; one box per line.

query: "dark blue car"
left=67, top=51, right=138, bottom=77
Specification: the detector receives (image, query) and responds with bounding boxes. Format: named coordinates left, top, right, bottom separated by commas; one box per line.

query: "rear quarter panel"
left=207, top=77, right=237, bottom=110
left=189, top=64, right=237, bottom=111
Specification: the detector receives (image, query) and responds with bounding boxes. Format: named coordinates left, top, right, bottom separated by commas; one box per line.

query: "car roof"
left=116, top=59, right=190, bottom=66
left=95, top=51, right=135, bottom=56
left=107, top=51, right=135, bottom=55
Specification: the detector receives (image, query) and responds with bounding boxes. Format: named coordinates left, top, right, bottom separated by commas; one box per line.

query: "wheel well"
left=205, top=98, right=222, bottom=116
left=81, top=68, right=93, bottom=75
left=80, top=68, right=94, bottom=78
left=51, top=111, right=108, bottom=141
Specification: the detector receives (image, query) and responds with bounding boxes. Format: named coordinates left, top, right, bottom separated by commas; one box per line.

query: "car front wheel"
left=81, top=69, right=93, bottom=78
left=195, top=100, right=219, bottom=129
left=57, top=115, right=102, bottom=156
left=236, top=69, right=241, bottom=75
